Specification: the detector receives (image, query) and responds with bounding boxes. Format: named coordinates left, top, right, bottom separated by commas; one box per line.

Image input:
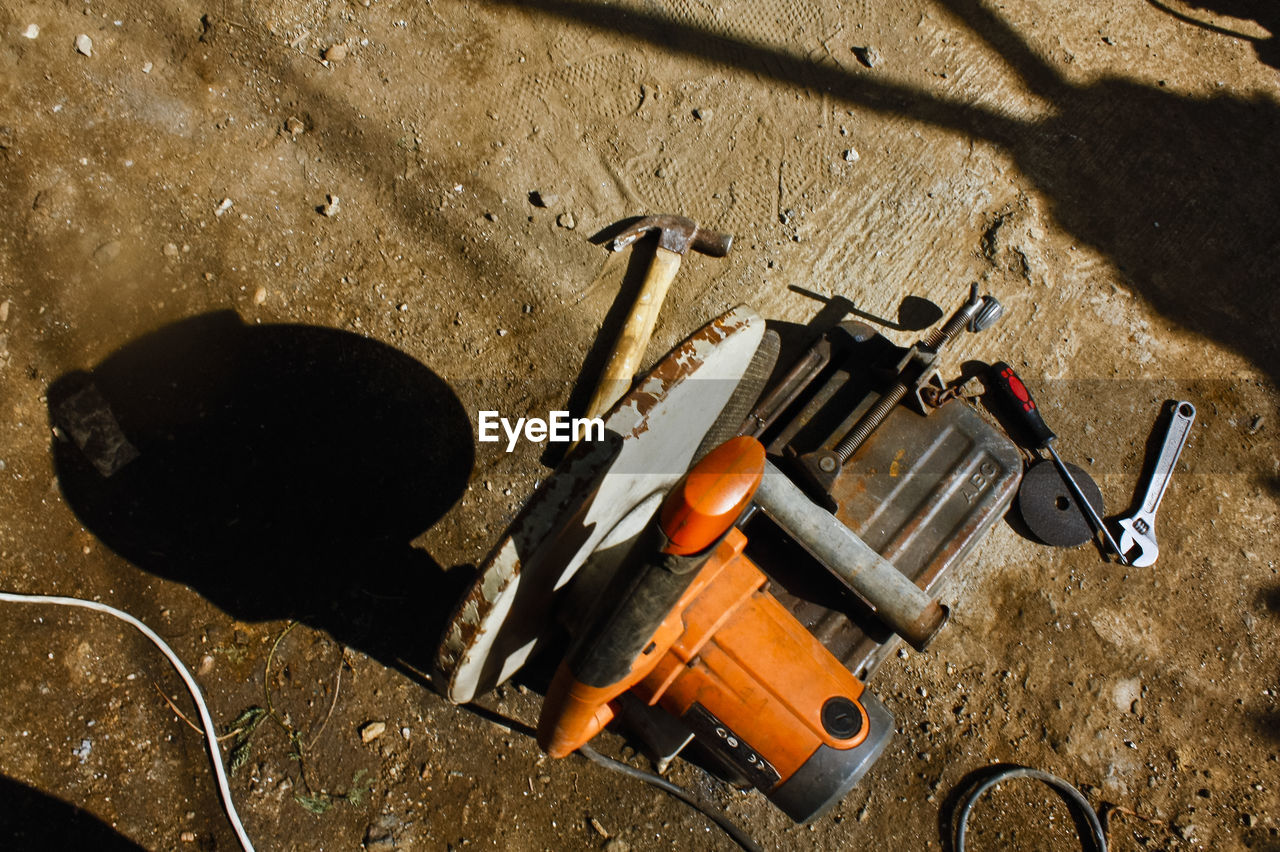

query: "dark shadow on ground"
left=495, top=0, right=1280, bottom=384
left=47, top=311, right=475, bottom=678
left=0, top=774, right=146, bottom=851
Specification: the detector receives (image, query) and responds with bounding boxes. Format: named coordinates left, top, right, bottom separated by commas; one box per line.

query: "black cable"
left=950, top=765, right=1107, bottom=852
left=578, top=744, right=763, bottom=852
left=464, top=702, right=760, bottom=850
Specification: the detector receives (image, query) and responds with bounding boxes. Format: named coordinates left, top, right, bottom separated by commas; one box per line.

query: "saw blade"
left=1016, top=458, right=1106, bottom=548
left=435, top=306, right=766, bottom=704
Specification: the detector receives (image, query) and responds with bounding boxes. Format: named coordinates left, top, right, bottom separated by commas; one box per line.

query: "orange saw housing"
left=538, top=437, right=893, bottom=822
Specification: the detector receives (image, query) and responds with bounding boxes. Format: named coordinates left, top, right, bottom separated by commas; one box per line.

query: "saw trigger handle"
left=538, top=437, right=766, bottom=756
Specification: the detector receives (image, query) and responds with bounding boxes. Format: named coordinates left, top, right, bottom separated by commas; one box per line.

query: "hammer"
left=582, top=215, right=733, bottom=422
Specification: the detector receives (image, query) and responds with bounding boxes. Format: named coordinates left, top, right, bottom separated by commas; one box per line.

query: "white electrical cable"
left=0, top=591, right=256, bottom=852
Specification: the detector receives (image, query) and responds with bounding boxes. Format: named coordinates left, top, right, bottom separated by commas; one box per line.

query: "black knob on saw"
left=986, top=361, right=1057, bottom=450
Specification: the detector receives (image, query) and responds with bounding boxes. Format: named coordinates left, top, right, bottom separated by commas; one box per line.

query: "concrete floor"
left=0, top=0, right=1277, bottom=849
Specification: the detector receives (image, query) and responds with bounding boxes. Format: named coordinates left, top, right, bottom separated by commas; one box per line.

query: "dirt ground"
left=1, top=0, right=1278, bottom=849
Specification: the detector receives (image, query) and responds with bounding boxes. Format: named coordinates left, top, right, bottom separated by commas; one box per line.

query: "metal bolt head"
left=968, top=296, right=1003, bottom=332
left=818, top=455, right=838, bottom=473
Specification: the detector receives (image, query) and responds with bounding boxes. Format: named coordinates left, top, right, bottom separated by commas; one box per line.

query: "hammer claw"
left=609, top=214, right=732, bottom=258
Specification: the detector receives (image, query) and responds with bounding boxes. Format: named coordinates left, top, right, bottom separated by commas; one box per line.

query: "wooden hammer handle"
left=583, top=246, right=684, bottom=421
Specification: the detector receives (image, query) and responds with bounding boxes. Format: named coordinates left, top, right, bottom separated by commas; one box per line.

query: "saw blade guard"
left=435, top=306, right=767, bottom=704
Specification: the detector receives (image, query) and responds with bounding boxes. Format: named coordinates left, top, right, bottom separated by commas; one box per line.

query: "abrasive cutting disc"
left=435, top=306, right=766, bottom=704
left=1016, top=458, right=1105, bottom=547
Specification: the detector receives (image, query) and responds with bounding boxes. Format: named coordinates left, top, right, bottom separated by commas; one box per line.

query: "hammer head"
left=609, top=215, right=733, bottom=257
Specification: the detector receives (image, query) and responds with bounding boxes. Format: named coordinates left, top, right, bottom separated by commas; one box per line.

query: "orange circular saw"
left=536, top=434, right=892, bottom=821
left=435, top=302, right=1021, bottom=823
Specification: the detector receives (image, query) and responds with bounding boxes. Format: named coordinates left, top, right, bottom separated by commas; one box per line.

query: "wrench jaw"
left=1117, top=516, right=1158, bottom=568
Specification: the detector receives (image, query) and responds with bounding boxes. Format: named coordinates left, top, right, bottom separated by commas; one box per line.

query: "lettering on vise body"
left=477, top=411, right=604, bottom=452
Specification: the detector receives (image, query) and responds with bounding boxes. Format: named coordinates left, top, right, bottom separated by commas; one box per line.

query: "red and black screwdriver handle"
left=985, top=361, right=1056, bottom=451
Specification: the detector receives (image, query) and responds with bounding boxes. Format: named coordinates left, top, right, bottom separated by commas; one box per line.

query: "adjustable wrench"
left=1116, top=401, right=1196, bottom=567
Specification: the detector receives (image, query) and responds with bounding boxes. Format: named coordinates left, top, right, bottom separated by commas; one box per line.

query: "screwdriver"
left=987, top=361, right=1128, bottom=565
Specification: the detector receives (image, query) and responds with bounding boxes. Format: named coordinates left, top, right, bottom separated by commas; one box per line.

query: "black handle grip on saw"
left=568, top=436, right=767, bottom=689
left=986, top=361, right=1057, bottom=450
left=568, top=538, right=701, bottom=688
